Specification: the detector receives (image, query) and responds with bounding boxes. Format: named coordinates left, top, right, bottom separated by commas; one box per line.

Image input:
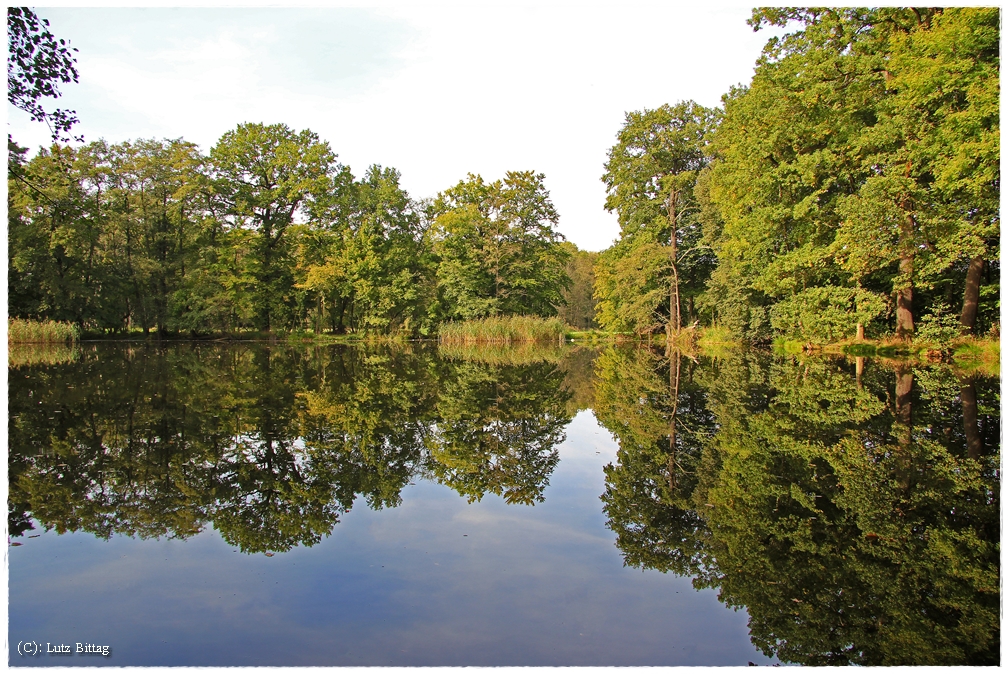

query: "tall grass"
left=438, top=315, right=568, bottom=345
left=9, top=318, right=79, bottom=344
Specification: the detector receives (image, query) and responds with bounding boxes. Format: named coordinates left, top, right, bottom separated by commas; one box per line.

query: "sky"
left=8, top=2, right=781, bottom=252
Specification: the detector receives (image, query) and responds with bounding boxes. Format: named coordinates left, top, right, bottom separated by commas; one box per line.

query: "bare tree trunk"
left=855, top=356, right=864, bottom=388
left=959, top=376, right=983, bottom=460
left=856, top=323, right=864, bottom=340
left=959, top=255, right=984, bottom=335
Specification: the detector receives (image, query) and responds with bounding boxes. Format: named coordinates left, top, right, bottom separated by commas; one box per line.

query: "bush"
left=915, top=301, right=962, bottom=344
left=770, top=287, right=887, bottom=342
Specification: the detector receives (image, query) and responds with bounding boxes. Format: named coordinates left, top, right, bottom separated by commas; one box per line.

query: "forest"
left=7, top=7, right=999, bottom=345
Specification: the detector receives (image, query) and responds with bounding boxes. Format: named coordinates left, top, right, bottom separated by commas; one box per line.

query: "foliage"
left=701, top=8, right=1000, bottom=342
left=769, top=286, right=888, bottom=342
left=430, top=172, right=570, bottom=320
left=7, top=7, right=80, bottom=141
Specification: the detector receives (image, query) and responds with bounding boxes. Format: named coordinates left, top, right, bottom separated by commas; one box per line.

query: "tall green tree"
left=209, top=123, right=342, bottom=331
left=705, top=8, right=999, bottom=341
left=299, top=165, right=430, bottom=334
left=598, top=101, right=718, bottom=336
left=430, top=171, right=570, bottom=320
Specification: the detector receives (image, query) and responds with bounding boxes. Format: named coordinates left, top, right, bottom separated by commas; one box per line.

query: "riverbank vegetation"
left=438, top=315, right=567, bottom=345
left=8, top=318, right=79, bottom=344
left=8, top=8, right=997, bottom=352
left=597, top=8, right=998, bottom=350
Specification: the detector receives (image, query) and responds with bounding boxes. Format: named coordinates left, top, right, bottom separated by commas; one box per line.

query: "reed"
left=438, top=315, right=568, bottom=345
left=8, top=318, right=79, bottom=345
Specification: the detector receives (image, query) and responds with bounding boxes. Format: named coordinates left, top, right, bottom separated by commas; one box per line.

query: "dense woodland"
left=7, top=7, right=999, bottom=342
left=598, top=7, right=999, bottom=343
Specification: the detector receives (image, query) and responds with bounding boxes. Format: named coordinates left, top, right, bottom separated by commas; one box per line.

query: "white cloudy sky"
left=9, top=2, right=780, bottom=251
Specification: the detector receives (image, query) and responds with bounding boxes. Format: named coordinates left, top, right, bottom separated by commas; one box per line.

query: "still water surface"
left=8, top=342, right=1000, bottom=665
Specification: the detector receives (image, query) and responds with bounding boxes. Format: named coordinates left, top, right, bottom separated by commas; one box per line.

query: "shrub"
left=770, top=287, right=887, bottom=342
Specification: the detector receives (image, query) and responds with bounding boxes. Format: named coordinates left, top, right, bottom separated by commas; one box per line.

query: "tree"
left=7, top=7, right=81, bottom=142
left=705, top=8, right=999, bottom=342
left=209, top=123, right=342, bottom=331
left=599, top=101, right=718, bottom=336
left=557, top=242, right=598, bottom=329
left=430, top=171, right=570, bottom=320
left=299, top=165, right=431, bottom=334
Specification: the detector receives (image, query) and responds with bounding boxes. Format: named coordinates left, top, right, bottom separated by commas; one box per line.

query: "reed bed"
left=438, top=315, right=568, bottom=345
left=8, top=318, right=80, bottom=344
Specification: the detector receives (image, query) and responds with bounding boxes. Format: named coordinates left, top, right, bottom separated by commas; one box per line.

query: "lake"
left=7, top=341, right=1000, bottom=665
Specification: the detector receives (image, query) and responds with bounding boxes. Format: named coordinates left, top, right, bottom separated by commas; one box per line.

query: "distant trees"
left=557, top=243, right=597, bottom=329
left=9, top=128, right=575, bottom=335
left=430, top=171, right=570, bottom=321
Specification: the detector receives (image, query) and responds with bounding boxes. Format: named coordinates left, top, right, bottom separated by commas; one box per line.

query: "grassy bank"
left=9, top=318, right=79, bottom=344
left=439, top=316, right=568, bottom=345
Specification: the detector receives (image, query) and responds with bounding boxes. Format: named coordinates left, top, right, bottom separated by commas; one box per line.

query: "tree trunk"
left=856, top=323, right=864, bottom=340
left=666, top=190, right=681, bottom=342
left=959, top=376, right=983, bottom=460
left=895, top=253, right=914, bottom=340
left=959, top=255, right=984, bottom=335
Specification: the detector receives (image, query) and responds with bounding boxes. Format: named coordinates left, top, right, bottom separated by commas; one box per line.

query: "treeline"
left=8, top=125, right=592, bottom=336
left=596, top=8, right=999, bottom=343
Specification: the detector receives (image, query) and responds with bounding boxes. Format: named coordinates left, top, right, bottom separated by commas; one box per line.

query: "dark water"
left=7, top=342, right=1000, bottom=665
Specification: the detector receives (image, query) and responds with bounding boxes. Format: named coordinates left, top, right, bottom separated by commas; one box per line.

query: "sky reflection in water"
left=8, top=342, right=998, bottom=665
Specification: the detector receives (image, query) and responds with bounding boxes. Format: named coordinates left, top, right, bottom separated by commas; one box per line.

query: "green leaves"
left=597, top=101, right=718, bottom=334
left=430, top=171, right=570, bottom=321
left=7, top=7, right=80, bottom=141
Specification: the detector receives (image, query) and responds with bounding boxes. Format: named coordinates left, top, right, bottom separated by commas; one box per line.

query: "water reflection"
left=8, top=341, right=999, bottom=665
left=596, top=346, right=1000, bottom=665
left=8, top=343, right=575, bottom=553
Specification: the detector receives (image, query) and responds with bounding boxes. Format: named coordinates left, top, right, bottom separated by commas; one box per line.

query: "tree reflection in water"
left=8, top=341, right=999, bottom=664
left=596, top=346, right=1000, bottom=665
left=8, top=342, right=575, bottom=553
